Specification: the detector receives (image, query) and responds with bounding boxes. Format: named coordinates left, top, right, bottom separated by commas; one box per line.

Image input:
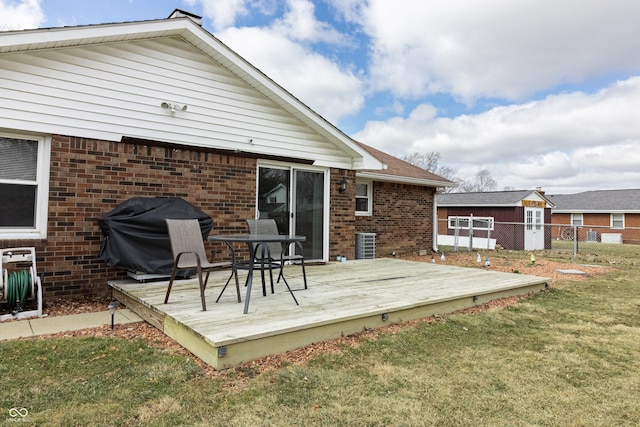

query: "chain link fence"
left=437, top=218, right=640, bottom=262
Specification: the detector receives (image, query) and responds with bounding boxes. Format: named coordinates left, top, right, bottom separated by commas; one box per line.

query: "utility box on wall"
left=601, top=233, right=623, bottom=244
left=355, top=232, right=376, bottom=259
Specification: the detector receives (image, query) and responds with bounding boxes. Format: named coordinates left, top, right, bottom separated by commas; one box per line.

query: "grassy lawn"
left=2, top=252, right=639, bottom=426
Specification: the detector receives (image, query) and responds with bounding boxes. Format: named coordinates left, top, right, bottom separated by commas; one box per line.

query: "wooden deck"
left=109, top=258, right=549, bottom=370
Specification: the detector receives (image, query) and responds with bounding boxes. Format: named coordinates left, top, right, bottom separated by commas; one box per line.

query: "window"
left=0, top=133, right=50, bottom=239
left=448, top=216, right=494, bottom=230
left=611, top=213, right=624, bottom=229
left=355, top=181, right=372, bottom=216
left=571, top=213, right=583, bottom=226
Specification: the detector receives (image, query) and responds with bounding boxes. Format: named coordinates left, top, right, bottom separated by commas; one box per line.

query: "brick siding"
left=329, top=169, right=356, bottom=260
left=355, top=181, right=435, bottom=257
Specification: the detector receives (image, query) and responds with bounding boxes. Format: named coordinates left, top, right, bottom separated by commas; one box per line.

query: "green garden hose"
left=6, top=270, right=31, bottom=308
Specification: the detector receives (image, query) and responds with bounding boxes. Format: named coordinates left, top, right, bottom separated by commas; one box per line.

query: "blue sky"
left=3, top=0, right=640, bottom=194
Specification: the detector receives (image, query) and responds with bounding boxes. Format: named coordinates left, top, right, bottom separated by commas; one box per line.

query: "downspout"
left=433, top=190, right=439, bottom=253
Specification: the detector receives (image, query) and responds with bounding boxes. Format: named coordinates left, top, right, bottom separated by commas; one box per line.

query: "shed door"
left=524, top=207, right=544, bottom=250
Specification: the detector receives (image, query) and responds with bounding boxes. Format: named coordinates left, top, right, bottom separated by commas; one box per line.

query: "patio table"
left=208, top=234, right=306, bottom=314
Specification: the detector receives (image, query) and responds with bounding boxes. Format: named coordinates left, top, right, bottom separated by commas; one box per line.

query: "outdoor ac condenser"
left=355, top=232, right=376, bottom=260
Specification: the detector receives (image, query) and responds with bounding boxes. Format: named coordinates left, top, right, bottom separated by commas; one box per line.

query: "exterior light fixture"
left=338, top=176, right=348, bottom=193
left=160, top=102, right=188, bottom=113
left=108, top=301, right=118, bottom=330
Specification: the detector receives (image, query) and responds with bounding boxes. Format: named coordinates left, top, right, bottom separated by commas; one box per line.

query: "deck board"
left=109, top=258, right=549, bottom=369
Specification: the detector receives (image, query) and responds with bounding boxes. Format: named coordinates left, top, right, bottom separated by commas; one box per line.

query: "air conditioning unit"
left=355, top=232, right=376, bottom=259
left=586, top=230, right=599, bottom=242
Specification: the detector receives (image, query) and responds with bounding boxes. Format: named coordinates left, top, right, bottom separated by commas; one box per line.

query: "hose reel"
left=1, top=247, right=43, bottom=321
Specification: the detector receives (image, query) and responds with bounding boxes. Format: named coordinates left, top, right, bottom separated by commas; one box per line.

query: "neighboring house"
left=0, top=10, right=452, bottom=299
left=547, top=189, right=640, bottom=244
left=436, top=190, right=554, bottom=250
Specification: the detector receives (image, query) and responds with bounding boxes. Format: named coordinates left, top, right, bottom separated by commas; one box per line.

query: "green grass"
left=550, top=239, right=640, bottom=264
left=2, top=253, right=640, bottom=426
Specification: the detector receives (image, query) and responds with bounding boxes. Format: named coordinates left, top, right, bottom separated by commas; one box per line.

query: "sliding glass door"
left=257, top=165, right=326, bottom=261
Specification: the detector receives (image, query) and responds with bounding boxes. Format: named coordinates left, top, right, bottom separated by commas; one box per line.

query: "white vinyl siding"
left=0, top=37, right=356, bottom=168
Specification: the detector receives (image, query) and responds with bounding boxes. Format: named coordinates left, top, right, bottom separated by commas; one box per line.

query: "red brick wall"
left=5, top=135, right=258, bottom=299
left=329, top=169, right=356, bottom=260
left=583, top=213, right=610, bottom=227
left=355, top=181, right=435, bottom=257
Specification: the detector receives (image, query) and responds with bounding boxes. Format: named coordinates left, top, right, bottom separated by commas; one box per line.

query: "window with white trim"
left=0, top=133, right=50, bottom=239
left=571, top=213, right=583, bottom=226
left=611, top=213, right=624, bottom=229
left=447, top=216, right=494, bottom=230
left=355, top=181, right=372, bottom=216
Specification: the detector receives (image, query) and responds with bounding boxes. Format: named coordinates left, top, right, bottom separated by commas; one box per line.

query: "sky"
left=2, top=0, right=640, bottom=194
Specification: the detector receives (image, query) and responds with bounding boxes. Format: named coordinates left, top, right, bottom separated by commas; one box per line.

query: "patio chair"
left=245, top=219, right=308, bottom=294
left=165, top=219, right=240, bottom=311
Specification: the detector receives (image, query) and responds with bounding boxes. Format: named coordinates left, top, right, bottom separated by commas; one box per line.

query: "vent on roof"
left=168, top=9, right=203, bottom=26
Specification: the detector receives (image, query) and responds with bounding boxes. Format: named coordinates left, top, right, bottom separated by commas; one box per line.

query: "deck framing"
left=109, top=258, right=549, bottom=369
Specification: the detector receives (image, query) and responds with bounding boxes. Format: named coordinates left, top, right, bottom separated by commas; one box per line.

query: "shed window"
left=611, top=213, right=624, bottom=229
left=448, top=216, right=494, bottom=230
left=0, top=133, right=50, bottom=239
left=355, top=181, right=372, bottom=216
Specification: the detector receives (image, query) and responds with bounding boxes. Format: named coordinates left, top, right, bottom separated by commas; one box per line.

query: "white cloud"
left=185, top=0, right=249, bottom=31
left=358, top=0, right=640, bottom=104
left=273, top=0, right=343, bottom=44
left=217, top=26, right=363, bottom=122
left=354, top=76, right=640, bottom=193
left=0, top=0, right=44, bottom=30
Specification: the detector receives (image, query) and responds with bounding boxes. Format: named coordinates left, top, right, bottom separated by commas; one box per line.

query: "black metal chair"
left=245, top=219, right=308, bottom=293
left=165, top=219, right=240, bottom=311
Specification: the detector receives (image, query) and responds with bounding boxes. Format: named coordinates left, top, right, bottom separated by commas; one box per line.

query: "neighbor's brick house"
left=547, top=189, right=640, bottom=244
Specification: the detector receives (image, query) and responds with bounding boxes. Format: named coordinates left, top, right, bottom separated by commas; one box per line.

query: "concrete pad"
left=29, top=311, right=114, bottom=335
left=556, top=269, right=587, bottom=275
left=0, top=309, right=144, bottom=341
left=0, top=320, right=34, bottom=340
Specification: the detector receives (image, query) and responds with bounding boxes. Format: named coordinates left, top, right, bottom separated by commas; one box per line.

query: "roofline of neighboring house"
left=437, top=190, right=555, bottom=208
left=356, top=171, right=457, bottom=188
left=0, top=13, right=384, bottom=171
left=436, top=202, right=530, bottom=208
left=552, top=209, right=640, bottom=214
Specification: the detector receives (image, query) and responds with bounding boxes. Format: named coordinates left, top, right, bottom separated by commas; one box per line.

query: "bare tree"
left=458, top=169, right=497, bottom=192
left=401, top=151, right=460, bottom=192
left=403, top=151, right=442, bottom=172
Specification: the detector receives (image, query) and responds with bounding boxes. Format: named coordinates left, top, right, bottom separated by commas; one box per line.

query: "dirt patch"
left=398, top=252, right=609, bottom=284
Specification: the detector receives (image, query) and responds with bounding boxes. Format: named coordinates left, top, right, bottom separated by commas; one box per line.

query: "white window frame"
left=611, top=213, right=624, bottom=229
left=355, top=180, right=373, bottom=216
left=447, top=216, right=494, bottom=231
left=571, top=213, right=583, bottom=226
left=0, top=132, right=50, bottom=240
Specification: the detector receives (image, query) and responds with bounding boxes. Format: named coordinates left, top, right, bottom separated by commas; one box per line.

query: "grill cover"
left=98, top=197, right=213, bottom=275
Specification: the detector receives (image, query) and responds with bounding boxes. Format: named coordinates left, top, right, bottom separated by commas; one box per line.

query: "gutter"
left=356, top=171, right=456, bottom=188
